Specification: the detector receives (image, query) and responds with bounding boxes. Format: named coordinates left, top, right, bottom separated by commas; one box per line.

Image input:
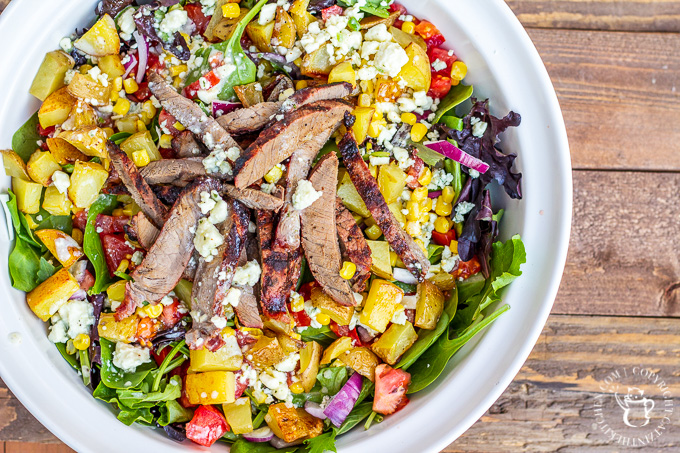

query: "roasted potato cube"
left=290, top=0, right=313, bottom=37
left=372, top=321, right=418, bottom=365
left=249, top=335, right=285, bottom=369
left=428, top=271, right=457, bottom=291
left=273, top=7, right=296, bottom=50
left=340, top=347, right=380, bottom=381
left=366, top=240, right=392, bottom=280
left=98, top=313, right=140, bottom=343
left=67, top=73, right=111, bottom=107
left=388, top=201, right=406, bottom=226
left=265, top=403, right=324, bottom=443
left=351, top=107, right=374, bottom=145
left=26, top=150, right=61, bottom=186
left=397, top=42, right=431, bottom=92
left=246, top=20, right=275, bottom=52
left=62, top=100, right=98, bottom=130
left=12, top=177, right=43, bottom=214
left=42, top=186, right=73, bottom=216
left=189, top=336, right=243, bottom=372
left=74, top=14, right=120, bottom=57
left=360, top=10, right=399, bottom=29
left=233, top=83, right=265, bottom=108
left=301, top=46, right=334, bottom=78
left=277, top=332, right=303, bottom=355
left=299, top=341, right=322, bottom=392
left=337, top=171, right=370, bottom=217
left=222, top=397, right=253, bottom=435
left=38, top=87, right=76, bottom=128
left=328, top=62, right=356, bottom=88
left=1, top=150, right=30, bottom=180
left=119, top=130, right=161, bottom=162
left=310, top=286, right=354, bottom=326
left=320, top=336, right=354, bottom=365
left=59, top=126, right=108, bottom=158
left=415, top=280, right=445, bottom=329
left=377, top=163, right=407, bottom=204
left=360, top=279, right=403, bottom=333
left=390, top=26, right=427, bottom=50
left=186, top=371, right=236, bottom=405
left=27, top=268, right=79, bottom=321
left=204, top=0, right=237, bottom=41
left=98, top=55, right=125, bottom=79
left=29, top=50, right=75, bottom=101
left=262, top=314, right=293, bottom=335
left=35, top=229, right=83, bottom=268
left=68, top=161, right=109, bottom=208
left=213, top=7, right=250, bottom=41
left=46, top=137, right=87, bottom=164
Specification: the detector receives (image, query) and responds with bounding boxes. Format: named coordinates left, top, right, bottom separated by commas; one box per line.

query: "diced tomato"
left=452, top=256, right=481, bottom=280
left=415, top=20, right=445, bottom=50
left=100, top=233, right=136, bottom=277
left=73, top=210, right=87, bottom=230
left=322, top=5, right=343, bottom=21
left=233, top=371, right=248, bottom=399
left=97, top=214, right=130, bottom=234
left=431, top=229, right=456, bottom=247
left=208, top=51, right=224, bottom=69
left=186, top=405, right=230, bottom=447
left=159, top=146, right=176, bottom=159
left=159, top=109, right=182, bottom=136
left=160, top=299, right=185, bottom=328
left=428, top=74, right=452, bottom=99
left=329, top=322, right=364, bottom=347
left=406, top=156, right=424, bottom=189
left=390, top=2, right=408, bottom=28
left=145, top=52, right=163, bottom=75
left=79, top=270, right=95, bottom=292
left=290, top=308, right=312, bottom=328
left=128, top=81, right=151, bottom=103
left=428, top=47, right=457, bottom=77
left=36, top=123, right=55, bottom=137
left=184, top=2, right=211, bottom=36
left=297, top=281, right=317, bottom=302
left=373, top=364, right=411, bottom=415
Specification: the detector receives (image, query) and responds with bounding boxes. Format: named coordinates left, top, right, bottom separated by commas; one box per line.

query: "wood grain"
left=528, top=28, right=680, bottom=171
left=507, top=0, right=680, bottom=32
left=4, top=442, right=74, bottom=453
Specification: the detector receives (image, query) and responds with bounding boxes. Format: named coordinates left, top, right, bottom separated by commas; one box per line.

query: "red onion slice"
left=242, top=426, right=274, bottom=443
left=427, top=190, right=442, bottom=199
left=323, top=371, right=363, bottom=427
left=393, top=267, right=419, bottom=285
left=211, top=100, right=241, bottom=117
left=133, top=31, right=148, bottom=84
left=304, top=401, right=327, bottom=420
left=122, top=54, right=138, bottom=80
left=425, top=140, right=490, bottom=174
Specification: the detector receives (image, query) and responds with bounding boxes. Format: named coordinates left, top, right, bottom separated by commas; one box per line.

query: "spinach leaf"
left=427, top=244, right=444, bottom=264
left=355, top=378, right=374, bottom=406
left=8, top=232, right=57, bottom=292
left=230, top=440, right=298, bottom=453
left=409, top=140, right=445, bottom=167
left=335, top=401, right=373, bottom=435
left=300, top=325, right=337, bottom=346
left=457, top=273, right=485, bottom=303
left=391, top=280, right=416, bottom=294
left=83, top=195, right=118, bottom=294
left=117, top=375, right=182, bottom=408
left=32, top=208, right=72, bottom=233
left=338, top=0, right=391, bottom=18
left=110, top=132, right=131, bottom=145
left=159, top=400, right=194, bottom=426
left=316, top=366, right=349, bottom=395
left=304, top=431, right=337, bottom=453
left=100, top=338, right=156, bottom=389
left=117, top=406, right=154, bottom=426
left=6, top=190, right=40, bottom=247
left=12, top=112, right=42, bottom=162
left=55, top=342, right=79, bottom=370
left=433, top=84, right=473, bottom=124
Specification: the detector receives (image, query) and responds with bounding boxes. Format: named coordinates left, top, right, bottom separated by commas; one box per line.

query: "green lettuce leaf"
left=12, top=112, right=42, bottom=162
left=83, top=194, right=118, bottom=294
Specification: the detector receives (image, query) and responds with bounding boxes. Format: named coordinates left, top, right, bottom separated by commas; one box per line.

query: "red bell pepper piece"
left=160, top=299, right=185, bottom=328
left=452, top=256, right=482, bottom=280
left=428, top=74, right=452, bottom=99
left=428, top=47, right=457, bottom=77
left=415, top=20, right=445, bottom=50
left=406, top=156, right=425, bottom=189
left=431, top=229, right=457, bottom=247
left=322, top=5, right=343, bottom=21
left=184, top=69, right=221, bottom=99
left=329, top=321, right=364, bottom=347
left=184, top=2, right=211, bottom=36
left=186, top=405, right=230, bottom=447
left=36, top=123, right=55, bottom=137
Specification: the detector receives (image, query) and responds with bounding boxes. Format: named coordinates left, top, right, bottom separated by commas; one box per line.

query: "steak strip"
left=300, top=154, right=355, bottom=306
left=233, top=246, right=264, bottom=329
left=107, top=142, right=168, bottom=229
left=335, top=198, right=372, bottom=293
left=128, top=211, right=160, bottom=250
left=117, top=178, right=221, bottom=320
left=339, top=132, right=430, bottom=281
left=222, top=184, right=284, bottom=211
left=140, top=159, right=207, bottom=187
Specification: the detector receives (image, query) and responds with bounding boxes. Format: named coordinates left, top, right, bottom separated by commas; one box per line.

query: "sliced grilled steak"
left=280, top=82, right=353, bottom=112
left=128, top=211, right=160, bottom=250
left=173, top=130, right=205, bottom=158
left=215, top=199, right=250, bottom=304
left=234, top=99, right=351, bottom=189
left=300, top=154, right=355, bottom=306
left=140, top=159, right=207, bottom=187
left=235, top=286, right=263, bottom=328
left=183, top=251, right=199, bottom=282
left=339, top=133, right=430, bottom=281
left=335, top=198, right=372, bottom=293
left=117, top=178, right=221, bottom=320
left=217, top=101, right=282, bottom=134
left=257, top=207, right=296, bottom=316
left=107, top=142, right=169, bottom=229
left=152, top=185, right=183, bottom=205
left=148, top=72, right=242, bottom=157
left=222, top=184, right=284, bottom=211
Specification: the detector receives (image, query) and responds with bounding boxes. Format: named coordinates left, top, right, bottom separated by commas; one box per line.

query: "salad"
left=2, top=0, right=526, bottom=450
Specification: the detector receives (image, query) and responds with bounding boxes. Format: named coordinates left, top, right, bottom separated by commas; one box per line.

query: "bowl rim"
left=0, top=0, right=572, bottom=451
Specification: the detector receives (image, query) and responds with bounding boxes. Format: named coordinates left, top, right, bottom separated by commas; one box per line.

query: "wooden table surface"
left=1, top=1, right=679, bottom=452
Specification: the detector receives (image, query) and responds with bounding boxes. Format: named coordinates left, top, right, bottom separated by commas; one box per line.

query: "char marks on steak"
left=335, top=199, right=372, bottom=293
left=173, top=130, right=205, bottom=158
left=217, top=101, right=282, bottom=134
left=339, top=132, right=430, bottom=281
left=222, top=184, right=284, bottom=211
left=152, top=185, right=183, bottom=205
left=300, top=154, right=355, bottom=306
left=140, top=159, right=207, bottom=187
left=128, top=211, right=160, bottom=250
left=281, top=82, right=353, bottom=112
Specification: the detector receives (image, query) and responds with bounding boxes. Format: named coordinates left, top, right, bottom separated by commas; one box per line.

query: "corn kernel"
left=449, top=240, right=458, bottom=255
left=389, top=251, right=398, bottom=267
left=401, top=112, right=417, bottom=125
left=136, top=120, right=147, bottom=132
left=406, top=201, right=421, bottom=221
left=145, top=304, right=163, bottom=318
left=116, top=259, right=129, bottom=273
left=295, top=80, right=308, bottom=90
left=365, top=224, right=382, bottom=240
left=173, top=121, right=186, bottom=131
left=405, top=220, right=421, bottom=237
left=112, top=98, right=131, bottom=116
left=173, top=76, right=182, bottom=89
left=442, top=186, right=455, bottom=203
left=450, top=61, right=468, bottom=81
left=222, top=326, right=235, bottom=337
left=410, top=123, right=428, bottom=142
left=372, top=109, right=383, bottom=122
left=434, top=216, right=452, bottom=234
left=360, top=79, right=374, bottom=94
left=340, top=261, right=357, bottom=280
left=401, top=21, right=416, bottom=34
left=112, top=208, right=125, bottom=217
left=366, top=142, right=373, bottom=152
left=316, top=313, right=331, bottom=325
left=141, top=100, right=157, bottom=124
left=132, top=149, right=151, bottom=167
left=435, top=197, right=452, bottom=216
left=358, top=93, right=372, bottom=107
left=264, top=164, right=284, bottom=184
left=123, top=77, right=139, bottom=94
left=364, top=216, right=377, bottom=228
left=411, top=186, right=428, bottom=202
left=414, top=238, right=427, bottom=253
left=368, top=164, right=378, bottom=178
left=289, top=381, right=305, bottom=394
left=159, top=134, right=173, bottom=149
left=422, top=198, right=433, bottom=213
left=71, top=228, right=83, bottom=245
left=418, top=167, right=432, bottom=186
left=73, top=333, right=91, bottom=350
left=289, top=332, right=301, bottom=340
left=290, top=293, right=305, bottom=312
left=450, top=78, right=460, bottom=87
left=79, top=64, right=93, bottom=74
left=169, top=64, right=188, bottom=77
left=107, top=280, right=127, bottom=301
left=110, top=90, right=120, bottom=102
left=367, top=119, right=385, bottom=138
left=113, top=76, right=123, bottom=92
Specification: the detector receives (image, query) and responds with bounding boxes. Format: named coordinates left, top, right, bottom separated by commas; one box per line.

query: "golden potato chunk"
left=222, top=398, right=253, bottom=435
left=320, top=336, right=354, bottom=365
left=189, top=336, right=243, bottom=373
left=186, top=371, right=235, bottom=405
left=98, top=313, right=140, bottom=343
left=248, top=335, right=285, bottom=369
left=74, top=14, right=120, bottom=57
left=67, top=73, right=111, bottom=107
left=46, top=137, right=87, bottom=165
left=397, top=42, right=431, bottom=92
left=265, top=403, right=324, bottom=443
left=42, top=186, right=73, bottom=216
left=59, top=126, right=109, bottom=159
left=360, top=279, right=404, bottom=333
left=35, top=229, right=83, bottom=268
left=27, top=269, right=79, bottom=321
left=29, top=50, right=75, bottom=101
left=415, top=280, right=445, bottom=330
left=340, top=347, right=380, bottom=382
left=12, top=177, right=43, bottom=214
left=68, top=161, right=109, bottom=208
left=299, top=341, right=322, bottom=392
left=1, top=149, right=30, bottom=180
left=371, top=321, right=418, bottom=365
left=272, top=7, right=296, bottom=50
left=38, top=87, right=76, bottom=128
left=26, top=150, right=61, bottom=186
left=310, top=286, right=354, bottom=326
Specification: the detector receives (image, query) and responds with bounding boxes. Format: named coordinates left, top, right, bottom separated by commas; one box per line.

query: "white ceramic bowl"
left=0, top=0, right=571, bottom=451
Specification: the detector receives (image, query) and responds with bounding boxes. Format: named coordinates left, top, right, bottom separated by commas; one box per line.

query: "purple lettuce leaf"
left=96, top=0, right=134, bottom=17
left=134, top=4, right=190, bottom=61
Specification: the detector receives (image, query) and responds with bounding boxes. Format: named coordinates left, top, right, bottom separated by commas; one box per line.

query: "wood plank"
left=528, top=28, right=680, bottom=171
left=554, top=170, right=680, bottom=317
left=5, top=442, right=73, bottom=453
left=508, top=0, right=680, bottom=32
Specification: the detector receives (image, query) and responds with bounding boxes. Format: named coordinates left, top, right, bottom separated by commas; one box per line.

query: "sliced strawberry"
left=373, top=364, right=411, bottom=415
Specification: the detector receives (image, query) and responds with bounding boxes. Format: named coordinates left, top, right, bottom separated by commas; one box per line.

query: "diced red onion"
left=211, top=101, right=241, bottom=117
left=415, top=110, right=433, bottom=121
left=242, top=426, right=274, bottom=442
left=304, top=401, right=327, bottom=420
left=69, top=260, right=88, bottom=283
left=323, top=372, right=363, bottom=427
left=428, top=190, right=442, bottom=199
left=393, top=267, right=419, bottom=285
left=425, top=140, right=490, bottom=174
left=133, top=31, right=149, bottom=84
left=68, top=289, right=88, bottom=301
left=122, top=54, right=138, bottom=80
